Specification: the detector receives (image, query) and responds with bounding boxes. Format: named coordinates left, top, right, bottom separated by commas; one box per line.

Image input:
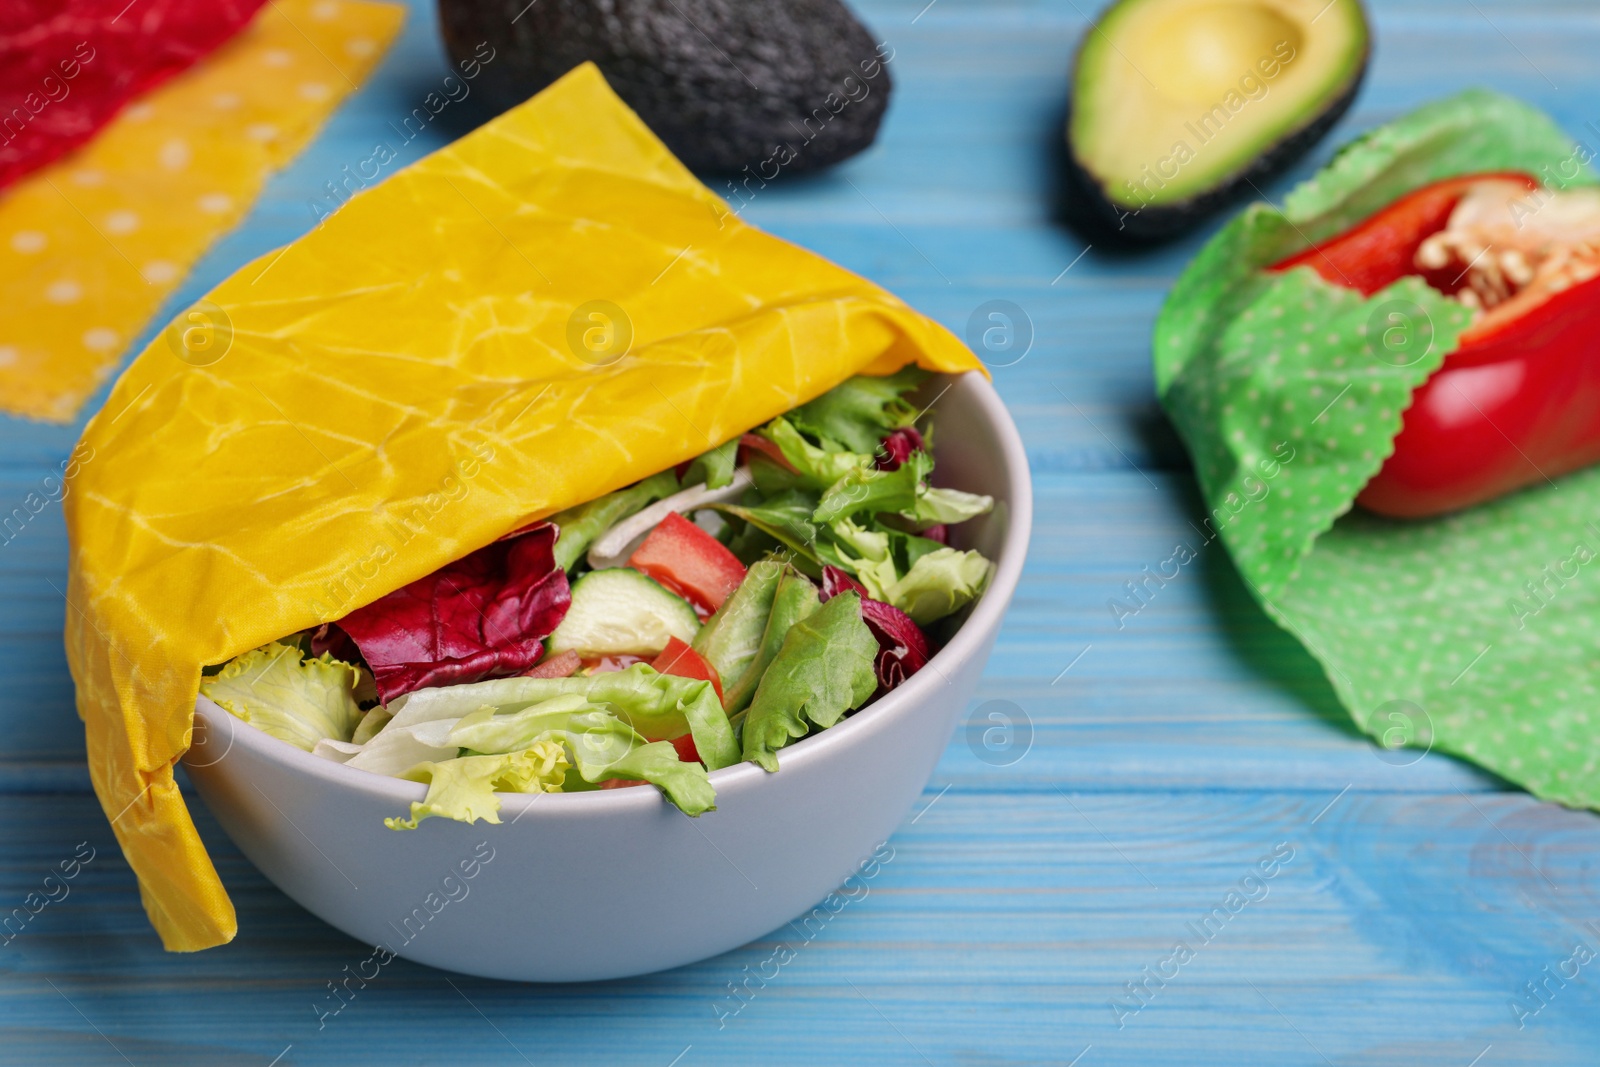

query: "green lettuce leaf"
left=812, top=450, right=993, bottom=528
left=446, top=694, right=595, bottom=751
left=548, top=469, right=679, bottom=572
left=326, top=717, right=461, bottom=777
left=887, top=526, right=948, bottom=572
left=723, top=565, right=821, bottom=716
left=747, top=452, right=803, bottom=496
left=915, top=486, right=995, bottom=525
left=201, top=641, right=365, bottom=751
left=787, top=367, right=929, bottom=453
left=384, top=742, right=570, bottom=830
left=874, top=547, right=994, bottom=625
left=709, top=490, right=823, bottom=574
left=691, top=558, right=784, bottom=686
left=684, top=439, right=739, bottom=490
left=351, top=706, right=392, bottom=745
left=580, top=739, right=715, bottom=814
left=813, top=453, right=925, bottom=523
left=448, top=700, right=716, bottom=815
left=384, top=664, right=739, bottom=770
left=826, top=516, right=890, bottom=563
left=757, top=417, right=875, bottom=490
left=741, top=592, right=880, bottom=771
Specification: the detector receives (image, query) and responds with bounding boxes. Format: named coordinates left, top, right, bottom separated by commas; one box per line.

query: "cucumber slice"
left=547, top=568, right=700, bottom=657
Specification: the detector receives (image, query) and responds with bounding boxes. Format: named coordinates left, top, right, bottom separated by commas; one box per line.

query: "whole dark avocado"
left=439, top=0, right=893, bottom=174
left=1062, top=0, right=1370, bottom=244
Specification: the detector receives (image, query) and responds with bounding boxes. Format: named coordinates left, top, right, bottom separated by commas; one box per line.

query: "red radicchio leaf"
left=313, top=522, right=571, bottom=702
left=875, top=427, right=926, bottom=471
left=820, top=565, right=868, bottom=601
left=819, top=566, right=931, bottom=694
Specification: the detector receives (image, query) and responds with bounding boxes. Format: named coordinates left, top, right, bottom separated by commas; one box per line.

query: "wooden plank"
left=1, top=0, right=1598, bottom=1062
left=0, top=791, right=1595, bottom=1064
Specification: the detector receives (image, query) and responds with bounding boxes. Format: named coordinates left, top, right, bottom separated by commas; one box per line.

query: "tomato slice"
left=645, top=636, right=725, bottom=764
left=627, top=512, right=747, bottom=613
left=668, top=734, right=702, bottom=764
left=649, top=636, right=723, bottom=702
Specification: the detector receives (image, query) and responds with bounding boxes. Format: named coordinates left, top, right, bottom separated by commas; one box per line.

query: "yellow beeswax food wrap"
left=65, top=62, right=983, bottom=951
left=1156, top=90, right=1600, bottom=811
left=0, top=0, right=403, bottom=422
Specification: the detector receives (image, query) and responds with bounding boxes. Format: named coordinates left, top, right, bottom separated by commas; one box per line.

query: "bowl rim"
left=190, top=369, right=1033, bottom=818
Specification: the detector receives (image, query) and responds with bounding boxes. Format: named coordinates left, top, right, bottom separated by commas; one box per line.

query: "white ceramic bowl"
left=183, top=371, right=1032, bottom=982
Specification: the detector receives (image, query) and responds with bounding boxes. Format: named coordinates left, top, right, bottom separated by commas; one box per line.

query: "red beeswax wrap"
left=0, top=0, right=269, bottom=189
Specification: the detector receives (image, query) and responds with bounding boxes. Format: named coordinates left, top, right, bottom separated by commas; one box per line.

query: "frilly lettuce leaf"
left=814, top=515, right=980, bottom=625
left=449, top=699, right=716, bottom=815
left=384, top=742, right=570, bottom=830
left=200, top=641, right=365, bottom=752
left=813, top=452, right=927, bottom=523
left=787, top=366, right=929, bottom=453
left=758, top=417, right=874, bottom=490
left=869, top=547, right=994, bottom=626
left=812, top=450, right=993, bottom=528
left=742, top=592, right=879, bottom=772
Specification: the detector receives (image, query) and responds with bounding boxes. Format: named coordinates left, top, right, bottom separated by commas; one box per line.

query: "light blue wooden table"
left=4, top=1, right=1600, bottom=1063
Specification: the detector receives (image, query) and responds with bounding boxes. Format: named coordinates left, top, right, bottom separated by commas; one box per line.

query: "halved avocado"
left=1063, top=0, right=1370, bottom=243
left=439, top=0, right=892, bottom=175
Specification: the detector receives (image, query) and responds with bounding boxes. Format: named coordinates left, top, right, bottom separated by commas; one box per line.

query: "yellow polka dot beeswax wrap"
left=66, top=61, right=981, bottom=952
left=0, top=0, right=404, bottom=422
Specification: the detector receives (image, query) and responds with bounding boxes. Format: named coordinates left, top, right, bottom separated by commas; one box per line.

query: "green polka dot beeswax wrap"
left=1155, top=89, right=1600, bottom=808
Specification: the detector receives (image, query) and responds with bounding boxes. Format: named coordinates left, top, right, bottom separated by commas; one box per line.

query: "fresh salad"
left=199, top=369, right=995, bottom=828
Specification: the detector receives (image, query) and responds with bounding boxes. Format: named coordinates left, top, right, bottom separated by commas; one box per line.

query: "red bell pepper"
left=1273, top=173, right=1538, bottom=297
left=627, top=512, right=747, bottom=613
left=1270, top=171, right=1600, bottom=518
